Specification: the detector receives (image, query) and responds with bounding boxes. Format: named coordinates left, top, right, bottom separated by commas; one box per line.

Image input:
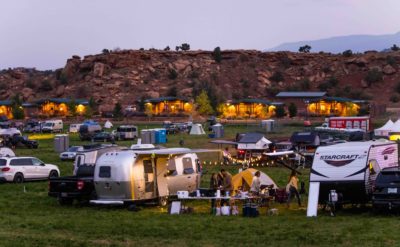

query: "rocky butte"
left=1, top=49, right=399, bottom=112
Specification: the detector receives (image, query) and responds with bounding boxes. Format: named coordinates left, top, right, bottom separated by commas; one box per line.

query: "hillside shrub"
left=269, top=71, right=284, bottom=82
left=342, top=50, right=353, bottom=57
left=212, top=47, right=222, bottom=63
left=390, top=94, right=400, bottom=103
left=364, top=68, right=383, bottom=86
left=168, top=68, right=178, bottom=80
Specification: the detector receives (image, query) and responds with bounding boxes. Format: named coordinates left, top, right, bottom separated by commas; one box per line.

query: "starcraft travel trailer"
left=307, top=140, right=398, bottom=216
left=91, top=148, right=208, bottom=206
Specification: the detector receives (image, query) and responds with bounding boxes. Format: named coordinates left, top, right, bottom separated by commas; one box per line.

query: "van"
left=91, top=148, right=202, bottom=206
left=42, top=120, right=63, bottom=133
left=115, top=125, right=138, bottom=140
left=69, top=124, right=83, bottom=133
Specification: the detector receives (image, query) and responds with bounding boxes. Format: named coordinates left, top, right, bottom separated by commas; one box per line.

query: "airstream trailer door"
left=182, top=157, right=197, bottom=192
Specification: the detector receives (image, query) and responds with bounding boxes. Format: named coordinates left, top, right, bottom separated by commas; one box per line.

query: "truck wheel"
left=49, top=170, right=59, bottom=179
left=13, top=173, right=24, bottom=183
left=158, top=196, right=169, bottom=207
left=58, top=197, right=73, bottom=206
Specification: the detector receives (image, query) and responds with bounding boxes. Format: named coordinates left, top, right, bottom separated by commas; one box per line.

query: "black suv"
left=372, top=167, right=400, bottom=210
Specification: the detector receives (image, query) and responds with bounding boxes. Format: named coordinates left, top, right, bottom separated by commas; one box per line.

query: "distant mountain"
left=268, top=31, right=400, bottom=53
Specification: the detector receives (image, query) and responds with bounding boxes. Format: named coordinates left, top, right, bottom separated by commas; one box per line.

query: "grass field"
left=1, top=122, right=400, bottom=247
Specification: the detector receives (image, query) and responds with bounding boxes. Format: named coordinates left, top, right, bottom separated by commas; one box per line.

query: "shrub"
left=298, top=45, right=311, bottom=53
left=275, top=105, right=286, bottom=118
left=25, top=79, right=35, bottom=89
left=180, top=43, right=190, bottom=51
left=386, top=55, right=396, bottom=66
left=195, top=90, right=214, bottom=115
left=300, top=79, right=310, bottom=90
left=59, top=72, right=68, bottom=85
left=113, top=102, right=123, bottom=119
left=11, top=94, right=24, bottom=120
left=212, top=47, right=222, bottom=63
left=390, top=94, right=400, bottom=103
left=102, top=49, right=110, bottom=54
left=395, top=81, right=400, bottom=94
left=328, top=77, right=339, bottom=87
left=391, top=44, right=400, bottom=51
left=164, top=46, right=170, bottom=51
left=266, top=86, right=280, bottom=97
left=269, top=71, right=284, bottom=82
left=167, top=86, right=177, bottom=97
left=342, top=49, right=353, bottom=57
left=288, top=103, right=297, bottom=118
left=188, top=70, right=199, bottom=79
left=364, top=68, right=383, bottom=86
left=39, top=80, right=52, bottom=91
left=167, top=68, right=178, bottom=80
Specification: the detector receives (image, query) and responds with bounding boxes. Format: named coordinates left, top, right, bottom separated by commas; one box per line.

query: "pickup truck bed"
left=48, top=165, right=96, bottom=205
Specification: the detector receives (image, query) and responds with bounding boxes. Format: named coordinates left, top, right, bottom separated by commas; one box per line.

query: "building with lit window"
left=0, top=100, right=13, bottom=119
left=276, top=91, right=368, bottom=117
left=143, top=97, right=192, bottom=115
left=35, top=98, right=89, bottom=117
left=219, top=99, right=282, bottom=119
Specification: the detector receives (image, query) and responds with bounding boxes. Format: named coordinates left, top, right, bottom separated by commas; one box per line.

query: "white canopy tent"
left=374, top=119, right=394, bottom=137
left=237, top=133, right=272, bottom=150
left=104, top=120, right=113, bottom=129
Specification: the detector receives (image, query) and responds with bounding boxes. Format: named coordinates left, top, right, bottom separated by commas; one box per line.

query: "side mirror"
left=40, top=163, right=45, bottom=166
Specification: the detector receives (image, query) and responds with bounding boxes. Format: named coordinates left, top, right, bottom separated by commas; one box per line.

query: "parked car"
left=372, top=167, right=400, bottom=210
left=92, top=132, right=116, bottom=142
left=60, top=146, right=84, bottom=161
left=0, top=156, right=59, bottom=183
left=1, top=135, right=38, bottom=149
left=79, top=121, right=102, bottom=141
left=23, top=120, right=43, bottom=133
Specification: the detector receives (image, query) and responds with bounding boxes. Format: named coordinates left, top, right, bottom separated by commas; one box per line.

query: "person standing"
left=250, top=171, right=261, bottom=195
left=222, top=147, right=230, bottom=164
left=286, top=170, right=301, bottom=207
left=221, top=169, right=233, bottom=195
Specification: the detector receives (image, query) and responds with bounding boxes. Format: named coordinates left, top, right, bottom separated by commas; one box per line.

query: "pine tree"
left=195, top=90, right=214, bottom=115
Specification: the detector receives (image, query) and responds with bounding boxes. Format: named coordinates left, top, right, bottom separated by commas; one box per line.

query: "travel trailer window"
left=99, top=166, right=111, bottom=178
left=182, top=157, right=194, bottom=174
left=167, top=159, right=177, bottom=176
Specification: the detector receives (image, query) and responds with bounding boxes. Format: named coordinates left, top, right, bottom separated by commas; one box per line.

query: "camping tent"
left=374, top=119, right=394, bottom=137
left=189, top=124, right=205, bottom=135
left=104, top=120, right=113, bottom=129
left=232, top=168, right=278, bottom=192
left=237, top=133, right=272, bottom=150
left=0, top=147, right=15, bottom=157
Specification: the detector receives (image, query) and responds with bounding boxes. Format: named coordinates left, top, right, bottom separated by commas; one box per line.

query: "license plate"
left=61, top=193, right=68, bottom=197
left=388, top=188, right=397, bottom=194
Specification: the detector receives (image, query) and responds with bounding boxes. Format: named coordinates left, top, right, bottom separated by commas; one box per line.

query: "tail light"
left=77, top=180, right=84, bottom=190
left=238, top=150, right=245, bottom=154
left=1, top=167, right=10, bottom=172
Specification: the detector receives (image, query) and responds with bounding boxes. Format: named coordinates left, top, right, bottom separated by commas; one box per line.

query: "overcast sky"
left=1, top=0, right=400, bottom=70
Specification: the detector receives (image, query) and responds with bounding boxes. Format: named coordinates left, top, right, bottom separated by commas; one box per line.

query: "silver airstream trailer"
left=91, top=148, right=205, bottom=206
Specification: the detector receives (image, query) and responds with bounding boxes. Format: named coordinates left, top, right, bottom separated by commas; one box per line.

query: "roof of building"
left=0, top=100, right=12, bottom=106
left=231, top=98, right=271, bottom=105
left=276, top=91, right=326, bottom=98
left=35, top=98, right=89, bottom=105
left=144, top=96, right=189, bottom=103
left=238, top=132, right=266, bottom=143
left=309, top=96, right=368, bottom=103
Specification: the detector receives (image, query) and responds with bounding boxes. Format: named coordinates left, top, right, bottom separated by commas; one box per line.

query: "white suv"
left=0, top=157, right=60, bottom=183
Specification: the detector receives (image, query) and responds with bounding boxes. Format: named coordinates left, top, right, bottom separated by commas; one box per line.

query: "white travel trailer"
left=73, top=144, right=124, bottom=175
left=116, top=125, right=138, bottom=140
left=42, top=120, right=63, bottom=133
left=307, top=140, right=398, bottom=216
left=91, top=148, right=209, bottom=206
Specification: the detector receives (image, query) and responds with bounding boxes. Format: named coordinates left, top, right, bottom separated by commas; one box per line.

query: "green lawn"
left=1, top=123, right=400, bottom=246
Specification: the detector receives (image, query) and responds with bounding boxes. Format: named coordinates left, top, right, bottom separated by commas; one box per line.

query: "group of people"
left=209, top=168, right=302, bottom=207
left=210, top=169, right=233, bottom=194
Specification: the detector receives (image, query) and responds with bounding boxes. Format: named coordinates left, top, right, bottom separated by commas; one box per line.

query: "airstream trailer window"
left=167, top=159, right=177, bottom=176
left=99, top=166, right=111, bottom=178
left=183, top=157, right=194, bottom=174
